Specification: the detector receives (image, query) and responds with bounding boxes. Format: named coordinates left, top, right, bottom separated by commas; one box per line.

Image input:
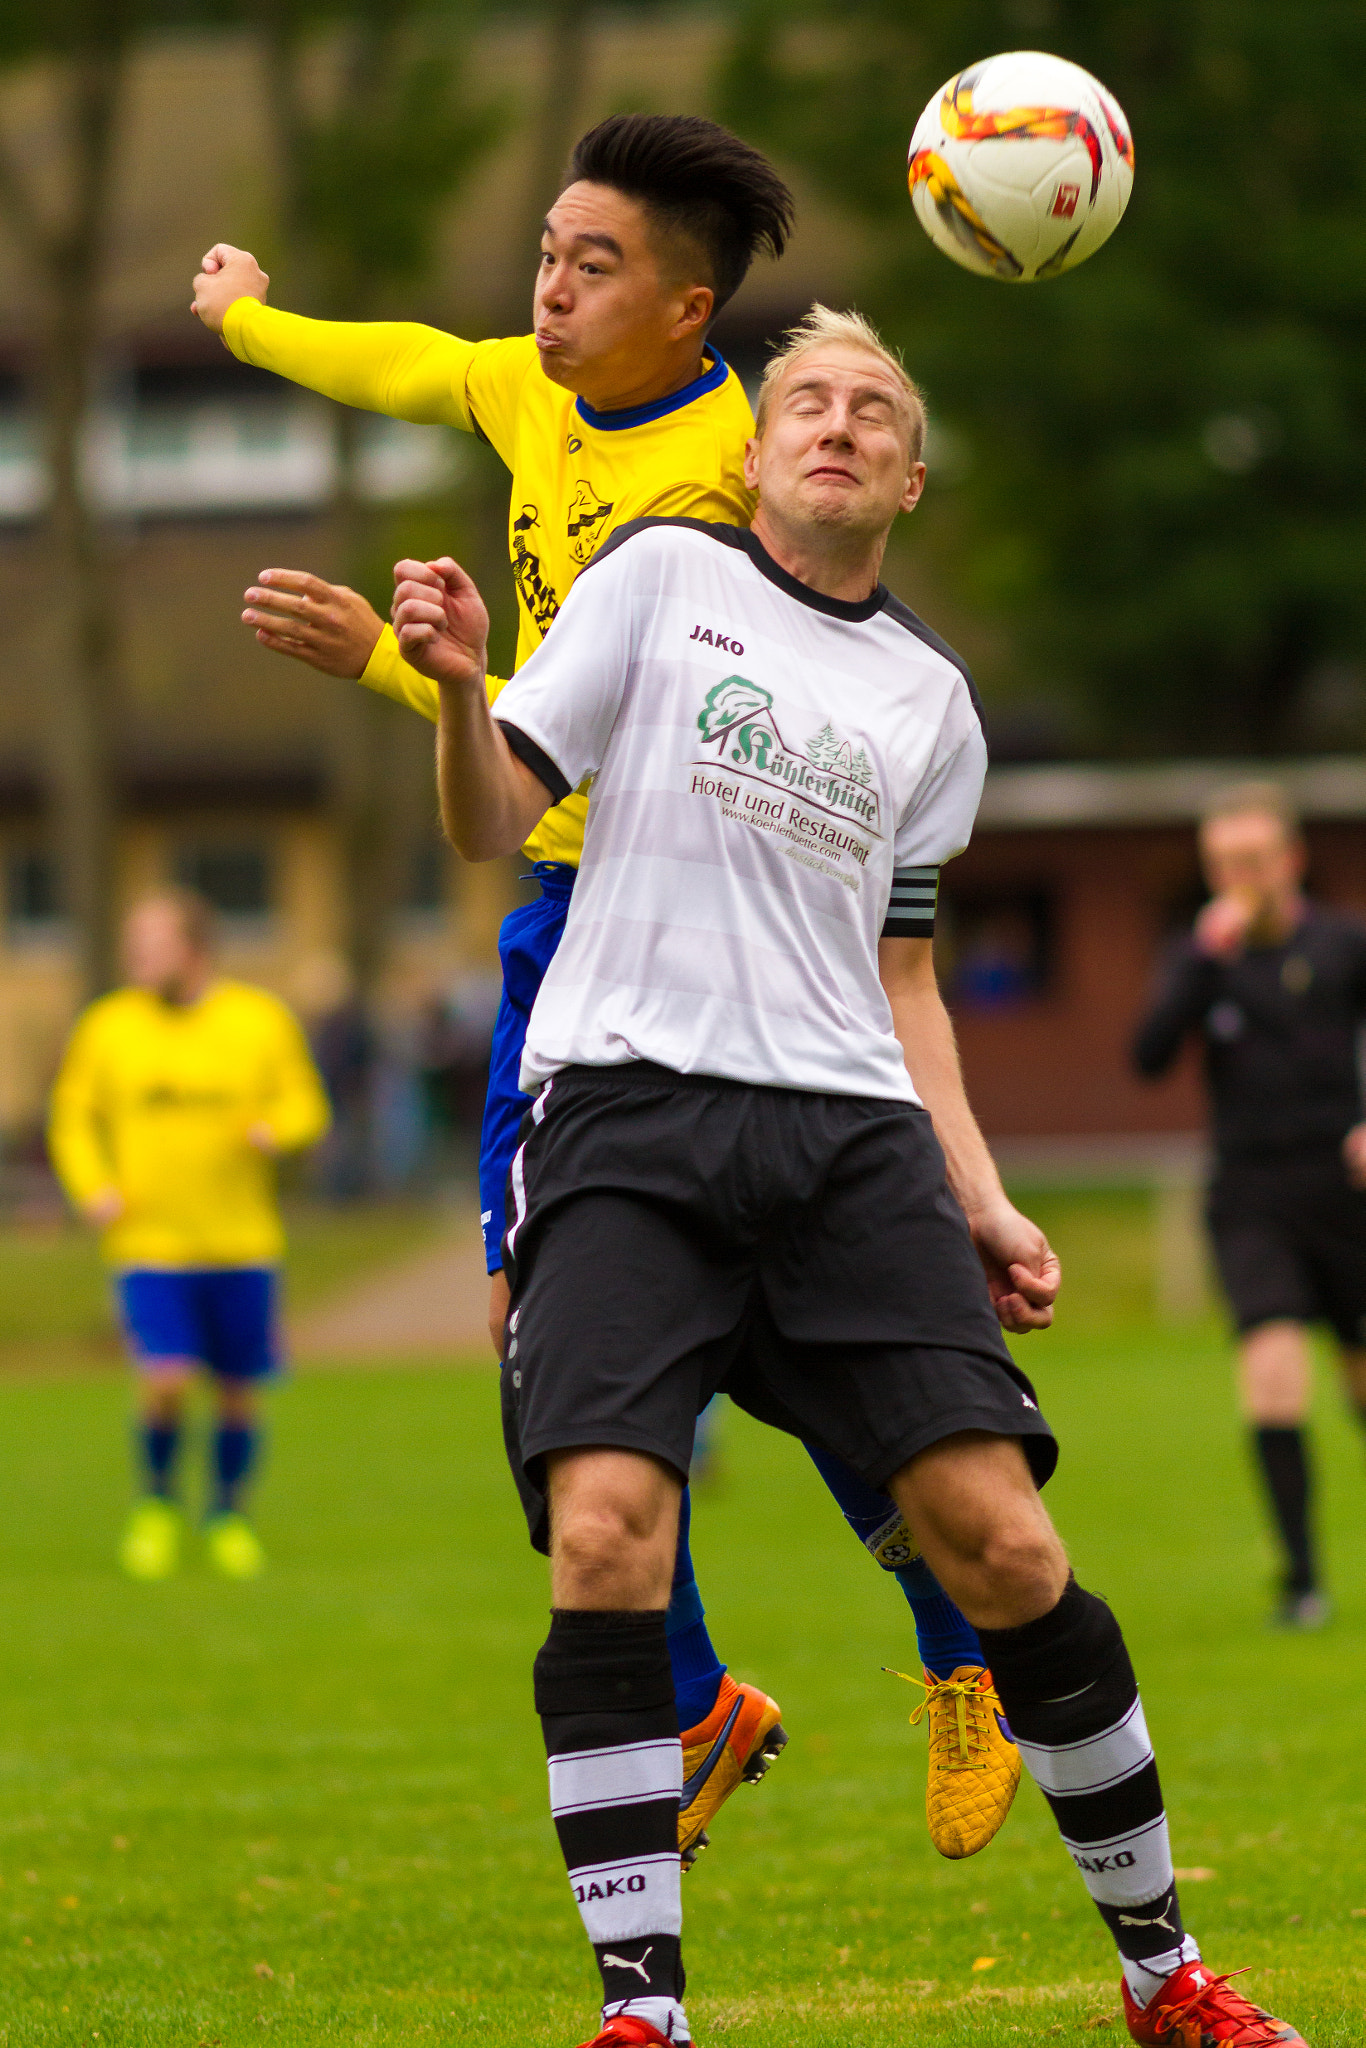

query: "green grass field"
left=0, top=1204, right=447, bottom=1369
left=2, top=1191, right=1365, bottom=2044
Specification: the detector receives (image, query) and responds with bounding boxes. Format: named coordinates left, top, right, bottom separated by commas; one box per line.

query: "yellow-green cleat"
left=886, top=1662, right=1021, bottom=1858
left=205, top=1512, right=266, bottom=1580
left=119, top=1496, right=183, bottom=1581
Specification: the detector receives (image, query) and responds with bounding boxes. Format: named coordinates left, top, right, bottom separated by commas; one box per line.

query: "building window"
left=174, top=842, right=273, bottom=920
left=6, top=847, right=63, bottom=933
left=939, top=888, right=1054, bottom=1012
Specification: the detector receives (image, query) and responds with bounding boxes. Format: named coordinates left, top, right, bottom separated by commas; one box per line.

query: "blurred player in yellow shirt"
left=49, top=891, right=330, bottom=1581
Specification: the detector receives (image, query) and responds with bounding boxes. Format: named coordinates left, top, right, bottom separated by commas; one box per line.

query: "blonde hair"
left=754, top=303, right=927, bottom=462
left=1200, top=779, right=1301, bottom=841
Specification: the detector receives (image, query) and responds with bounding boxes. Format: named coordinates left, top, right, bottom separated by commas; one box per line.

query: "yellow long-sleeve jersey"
left=223, top=300, right=757, bottom=867
left=49, top=981, right=331, bottom=1269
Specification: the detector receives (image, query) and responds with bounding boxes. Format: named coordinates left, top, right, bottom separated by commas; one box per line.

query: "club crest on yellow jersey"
left=566, top=478, right=615, bottom=565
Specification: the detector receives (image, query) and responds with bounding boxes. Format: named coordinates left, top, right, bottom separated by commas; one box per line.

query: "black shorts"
left=1208, top=1147, right=1366, bottom=1346
left=501, top=1062, right=1057, bottom=1553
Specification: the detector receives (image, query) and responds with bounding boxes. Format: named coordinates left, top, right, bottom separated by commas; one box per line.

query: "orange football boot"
left=677, top=1673, right=786, bottom=1869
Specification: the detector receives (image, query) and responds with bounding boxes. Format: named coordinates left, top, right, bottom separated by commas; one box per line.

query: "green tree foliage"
left=721, top=2, right=1366, bottom=757
left=259, top=0, right=503, bottom=320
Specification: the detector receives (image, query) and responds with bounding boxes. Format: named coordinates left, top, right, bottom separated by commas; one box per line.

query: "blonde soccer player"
left=49, top=890, right=330, bottom=1580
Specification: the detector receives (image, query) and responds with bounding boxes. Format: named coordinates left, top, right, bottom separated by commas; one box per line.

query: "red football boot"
left=574, top=2019, right=680, bottom=2048
left=1123, top=1962, right=1308, bottom=2045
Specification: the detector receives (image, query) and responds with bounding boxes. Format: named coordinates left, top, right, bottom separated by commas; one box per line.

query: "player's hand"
left=967, top=1197, right=1060, bottom=1333
left=392, top=557, right=489, bottom=689
left=83, top=1188, right=125, bottom=1227
left=242, top=570, right=383, bottom=679
left=1193, top=891, right=1255, bottom=959
left=1343, top=1123, right=1366, bottom=1189
left=192, top=243, right=268, bottom=333
left=246, top=1122, right=279, bottom=1155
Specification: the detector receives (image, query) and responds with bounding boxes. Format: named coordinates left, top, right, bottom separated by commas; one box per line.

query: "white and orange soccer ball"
left=908, top=50, right=1134, bottom=283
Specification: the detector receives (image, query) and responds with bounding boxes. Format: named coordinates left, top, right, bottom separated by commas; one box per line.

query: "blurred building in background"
left=2, top=6, right=1364, bottom=1191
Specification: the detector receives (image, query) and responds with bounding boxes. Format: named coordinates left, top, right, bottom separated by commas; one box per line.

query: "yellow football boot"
left=678, top=1673, right=787, bottom=1869
left=118, top=1496, right=183, bottom=1581
left=887, top=1663, right=1021, bottom=1859
left=205, top=1512, right=266, bottom=1579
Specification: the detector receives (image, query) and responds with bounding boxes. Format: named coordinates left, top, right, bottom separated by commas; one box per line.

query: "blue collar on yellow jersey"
left=575, top=350, right=730, bottom=432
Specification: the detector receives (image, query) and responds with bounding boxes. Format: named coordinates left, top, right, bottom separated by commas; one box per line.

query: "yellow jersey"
left=222, top=302, right=757, bottom=866
left=49, top=980, right=331, bottom=1269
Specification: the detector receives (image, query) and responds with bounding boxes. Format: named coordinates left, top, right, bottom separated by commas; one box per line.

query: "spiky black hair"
left=567, top=114, right=794, bottom=315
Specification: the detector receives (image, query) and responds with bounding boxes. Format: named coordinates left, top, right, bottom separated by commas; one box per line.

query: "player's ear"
left=899, top=462, right=927, bottom=515
left=672, top=283, right=714, bottom=343
left=743, top=435, right=761, bottom=492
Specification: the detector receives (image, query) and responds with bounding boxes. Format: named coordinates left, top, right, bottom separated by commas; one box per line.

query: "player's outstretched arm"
left=192, top=242, right=478, bottom=426
left=879, top=936, right=1060, bottom=1334
left=393, top=557, right=551, bottom=861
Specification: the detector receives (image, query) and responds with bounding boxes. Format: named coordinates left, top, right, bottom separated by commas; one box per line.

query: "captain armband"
left=881, top=866, right=940, bottom=940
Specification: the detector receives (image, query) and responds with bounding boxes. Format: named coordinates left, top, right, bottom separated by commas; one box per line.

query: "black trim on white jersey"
left=498, top=718, right=572, bottom=805
left=727, top=525, right=887, bottom=622
left=584, top=517, right=986, bottom=733
left=880, top=591, right=987, bottom=733
left=882, top=866, right=939, bottom=939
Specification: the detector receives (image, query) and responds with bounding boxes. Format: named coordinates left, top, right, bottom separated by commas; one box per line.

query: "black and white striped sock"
left=535, top=1609, right=689, bottom=2043
left=979, top=1579, right=1200, bottom=2007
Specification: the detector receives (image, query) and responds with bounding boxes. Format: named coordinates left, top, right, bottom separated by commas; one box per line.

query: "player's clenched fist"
left=969, top=1197, right=1061, bottom=1334
left=392, top=557, right=489, bottom=690
left=192, top=243, right=269, bottom=333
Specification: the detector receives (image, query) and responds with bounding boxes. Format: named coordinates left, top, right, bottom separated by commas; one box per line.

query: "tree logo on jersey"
left=806, top=720, right=873, bottom=786
left=694, top=675, right=881, bottom=836
left=697, top=675, right=774, bottom=745
left=566, top=478, right=615, bottom=565
left=511, top=504, right=561, bottom=634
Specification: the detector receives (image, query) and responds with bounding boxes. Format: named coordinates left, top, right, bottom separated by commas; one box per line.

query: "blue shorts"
left=479, top=862, right=576, bottom=1273
left=118, top=1267, right=281, bottom=1381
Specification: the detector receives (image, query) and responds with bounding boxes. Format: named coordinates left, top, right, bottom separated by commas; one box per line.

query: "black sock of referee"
left=1251, top=1425, right=1317, bottom=1595
left=535, top=1609, right=689, bottom=2043
left=978, top=1577, right=1199, bottom=2008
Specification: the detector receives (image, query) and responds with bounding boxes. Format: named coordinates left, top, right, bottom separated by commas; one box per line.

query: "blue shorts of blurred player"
left=118, top=1267, right=281, bottom=1380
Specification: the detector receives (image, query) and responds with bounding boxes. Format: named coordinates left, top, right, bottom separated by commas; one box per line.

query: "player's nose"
left=537, top=262, right=573, bottom=310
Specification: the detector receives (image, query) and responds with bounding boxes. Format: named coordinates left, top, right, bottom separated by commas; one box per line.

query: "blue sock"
left=139, top=1422, right=180, bottom=1499
left=891, top=1553, right=986, bottom=1678
left=666, top=1487, right=727, bottom=1730
left=801, top=1442, right=985, bottom=1677
left=211, top=1424, right=257, bottom=1516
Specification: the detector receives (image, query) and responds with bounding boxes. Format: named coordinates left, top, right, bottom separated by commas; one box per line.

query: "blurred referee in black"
left=1133, top=780, right=1366, bottom=1629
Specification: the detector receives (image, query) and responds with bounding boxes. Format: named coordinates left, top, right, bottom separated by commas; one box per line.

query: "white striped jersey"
left=494, top=518, right=987, bottom=1105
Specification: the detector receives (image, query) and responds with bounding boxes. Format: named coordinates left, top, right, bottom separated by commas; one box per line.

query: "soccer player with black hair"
left=392, top=305, right=1302, bottom=2048
left=191, top=112, right=1013, bottom=1864
left=1134, top=780, right=1366, bottom=1629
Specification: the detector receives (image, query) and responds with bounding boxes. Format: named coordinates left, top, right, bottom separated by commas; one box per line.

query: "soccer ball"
left=908, top=50, right=1134, bottom=283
